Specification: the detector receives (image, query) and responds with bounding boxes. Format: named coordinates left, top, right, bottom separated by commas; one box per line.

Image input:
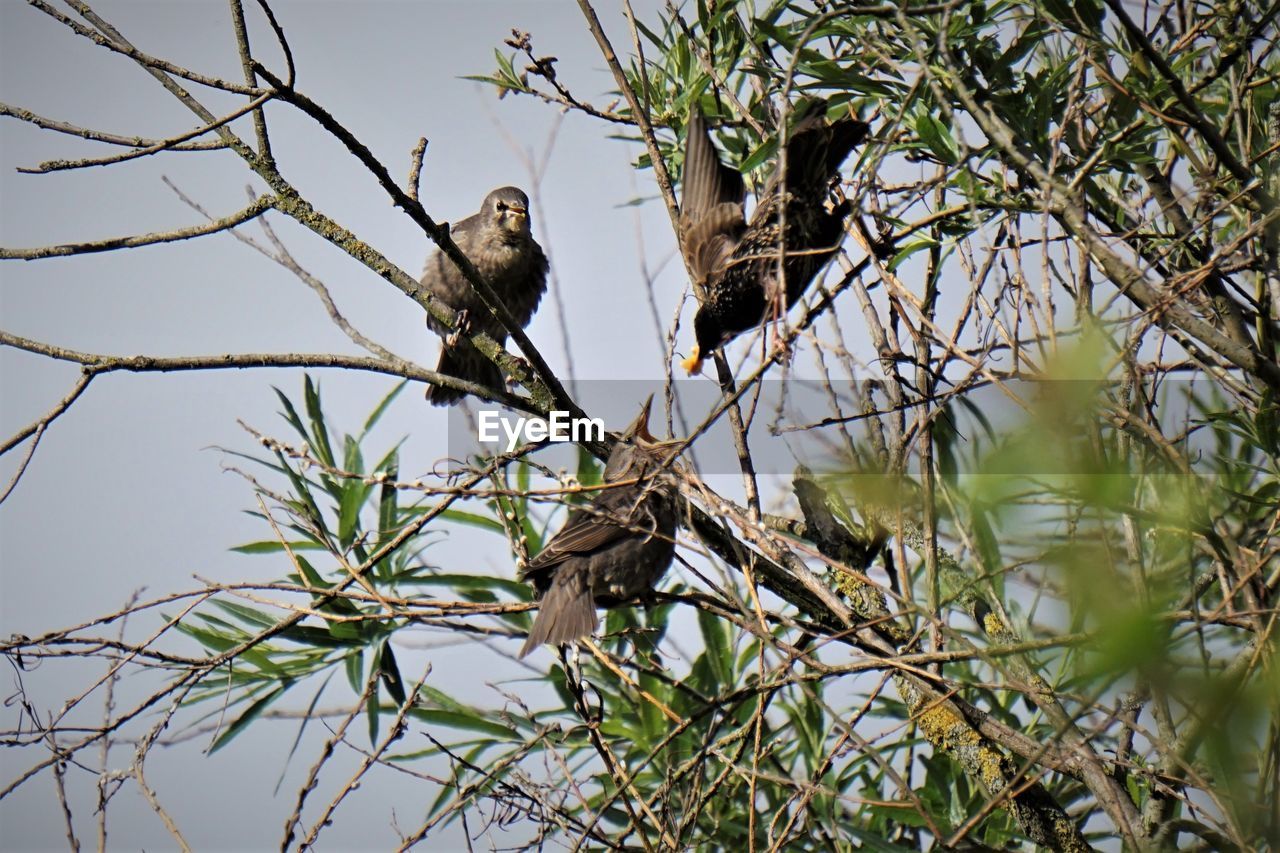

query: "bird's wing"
left=679, top=110, right=747, bottom=287
left=522, top=489, right=650, bottom=574
left=420, top=210, right=483, bottom=308
left=504, top=240, right=549, bottom=329
left=680, top=203, right=746, bottom=283
left=681, top=110, right=746, bottom=214
left=445, top=210, right=482, bottom=248
left=764, top=104, right=869, bottom=198
left=524, top=510, right=628, bottom=572
left=422, top=212, right=481, bottom=278
left=824, top=115, right=870, bottom=175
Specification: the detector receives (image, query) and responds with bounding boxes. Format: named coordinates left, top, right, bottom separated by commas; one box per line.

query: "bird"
left=421, top=186, right=548, bottom=405
left=678, top=100, right=869, bottom=375
left=518, top=396, right=682, bottom=658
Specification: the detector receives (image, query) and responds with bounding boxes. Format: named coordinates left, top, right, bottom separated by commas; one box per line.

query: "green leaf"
left=294, top=555, right=332, bottom=590
left=209, top=680, right=293, bottom=754
left=174, top=620, right=240, bottom=653
left=367, top=676, right=381, bottom=745
left=230, top=540, right=327, bottom=555
left=344, top=649, right=364, bottom=694
left=337, top=474, right=369, bottom=548
left=968, top=505, right=1004, bottom=598
left=276, top=623, right=353, bottom=648
left=360, top=381, right=407, bottom=439
left=752, top=17, right=797, bottom=51
left=328, top=618, right=364, bottom=643
left=440, top=508, right=505, bottom=534
left=303, top=376, right=336, bottom=468
left=409, top=708, right=516, bottom=739
left=378, top=639, right=407, bottom=706
left=887, top=237, right=940, bottom=272
left=696, top=607, right=730, bottom=687
left=377, top=456, right=400, bottom=545
left=272, top=385, right=309, bottom=443
left=274, top=672, right=336, bottom=794
left=214, top=600, right=281, bottom=630
left=418, top=684, right=470, bottom=716
left=274, top=449, right=331, bottom=541
left=737, top=135, right=778, bottom=175
left=915, top=113, right=959, bottom=165
left=459, top=73, right=512, bottom=89
left=410, top=573, right=530, bottom=600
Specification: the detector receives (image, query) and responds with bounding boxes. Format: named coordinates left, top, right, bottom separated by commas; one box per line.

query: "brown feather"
left=421, top=186, right=548, bottom=405
left=679, top=101, right=869, bottom=372
left=516, top=403, right=681, bottom=657
left=519, top=564, right=596, bottom=658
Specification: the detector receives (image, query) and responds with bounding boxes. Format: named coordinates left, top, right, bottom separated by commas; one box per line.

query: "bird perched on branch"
left=518, top=396, right=682, bottom=658
left=678, top=101, right=869, bottom=375
left=422, top=186, right=548, bottom=405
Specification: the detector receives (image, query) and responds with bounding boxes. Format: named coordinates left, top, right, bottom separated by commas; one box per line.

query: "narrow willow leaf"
left=209, top=680, right=293, bottom=754
left=439, top=508, right=505, bottom=534
left=302, top=376, right=336, bottom=468
left=409, top=708, right=516, bottom=739
left=229, top=540, right=326, bottom=555
left=915, top=113, right=959, bottom=165
left=360, top=380, right=407, bottom=439
left=378, top=639, right=407, bottom=707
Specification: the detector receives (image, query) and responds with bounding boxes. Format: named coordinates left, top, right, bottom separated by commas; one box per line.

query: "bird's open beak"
left=680, top=346, right=705, bottom=376
left=627, top=393, right=657, bottom=443
left=624, top=394, right=684, bottom=465
left=498, top=205, right=529, bottom=232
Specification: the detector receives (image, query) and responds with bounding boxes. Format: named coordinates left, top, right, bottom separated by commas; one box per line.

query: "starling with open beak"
left=518, top=397, right=682, bottom=658
left=422, top=186, right=548, bottom=405
left=678, top=101, right=869, bottom=375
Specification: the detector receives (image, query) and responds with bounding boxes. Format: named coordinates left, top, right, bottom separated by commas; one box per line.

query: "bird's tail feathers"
left=427, top=344, right=504, bottom=406
left=519, top=566, right=597, bottom=658
left=824, top=116, right=871, bottom=173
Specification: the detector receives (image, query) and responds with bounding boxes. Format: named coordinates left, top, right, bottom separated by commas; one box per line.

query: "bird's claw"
left=770, top=326, right=793, bottom=363
left=505, top=355, right=533, bottom=389
left=871, top=227, right=896, bottom=260
left=445, top=308, right=470, bottom=347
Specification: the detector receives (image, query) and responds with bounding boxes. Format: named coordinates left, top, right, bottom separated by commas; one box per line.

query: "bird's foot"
left=507, top=354, right=532, bottom=379
left=445, top=309, right=470, bottom=347
left=827, top=181, right=851, bottom=216
left=766, top=285, right=791, bottom=357
left=867, top=216, right=896, bottom=260
left=770, top=325, right=794, bottom=364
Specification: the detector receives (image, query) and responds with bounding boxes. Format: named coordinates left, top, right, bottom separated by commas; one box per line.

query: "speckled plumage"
left=422, top=187, right=548, bottom=405
left=679, top=103, right=869, bottom=374
left=518, top=399, right=681, bottom=658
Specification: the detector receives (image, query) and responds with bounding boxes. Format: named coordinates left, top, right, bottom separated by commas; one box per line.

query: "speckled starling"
left=518, top=397, right=682, bottom=658
left=678, top=102, right=869, bottom=374
left=421, top=186, right=548, bottom=405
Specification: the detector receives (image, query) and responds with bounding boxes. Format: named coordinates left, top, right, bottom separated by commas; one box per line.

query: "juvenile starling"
left=679, top=102, right=869, bottom=374
left=518, top=397, right=682, bottom=658
left=422, top=186, right=548, bottom=405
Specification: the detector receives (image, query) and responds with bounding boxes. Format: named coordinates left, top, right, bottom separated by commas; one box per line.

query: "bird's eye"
left=496, top=201, right=508, bottom=211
